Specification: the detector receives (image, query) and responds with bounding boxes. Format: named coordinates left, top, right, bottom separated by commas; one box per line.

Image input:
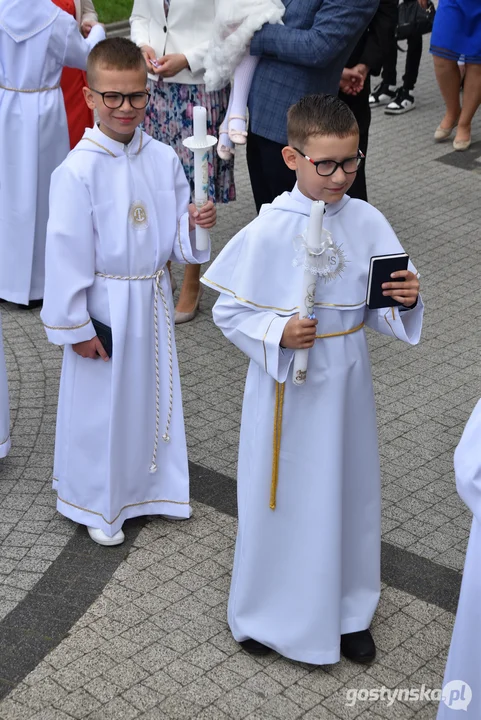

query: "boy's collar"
left=92, top=123, right=143, bottom=157
left=291, top=183, right=350, bottom=216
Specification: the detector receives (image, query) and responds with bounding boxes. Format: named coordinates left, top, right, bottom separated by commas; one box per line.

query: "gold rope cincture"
left=94, top=268, right=173, bottom=474
left=269, top=321, right=366, bottom=510
left=0, top=83, right=60, bottom=93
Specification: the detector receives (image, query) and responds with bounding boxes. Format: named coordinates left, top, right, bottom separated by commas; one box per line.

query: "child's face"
left=282, top=133, right=360, bottom=204
left=83, top=65, right=149, bottom=143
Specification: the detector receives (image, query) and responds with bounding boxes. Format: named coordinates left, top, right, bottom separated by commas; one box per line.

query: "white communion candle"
left=183, top=106, right=217, bottom=251
left=293, top=200, right=325, bottom=386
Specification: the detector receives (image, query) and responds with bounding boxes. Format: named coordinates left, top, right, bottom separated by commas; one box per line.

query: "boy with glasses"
left=202, top=94, right=422, bottom=664
left=41, top=38, right=215, bottom=546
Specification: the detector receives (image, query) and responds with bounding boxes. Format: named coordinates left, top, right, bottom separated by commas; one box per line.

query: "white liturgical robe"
left=437, top=399, right=481, bottom=719
left=0, top=311, right=10, bottom=459
left=0, top=0, right=105, bottom=304
left=202, top=185, right=424, bottom=664
left=41, top=125, right=209, bottom=536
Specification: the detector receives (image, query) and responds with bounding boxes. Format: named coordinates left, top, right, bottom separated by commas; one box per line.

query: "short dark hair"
left=287, top=94, right=359, bottom=147
left=87, top=37, right=147, bottom=85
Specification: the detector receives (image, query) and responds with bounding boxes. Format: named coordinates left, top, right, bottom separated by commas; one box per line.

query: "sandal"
left=228, top=115, right=248, bottom=145
left=217, top=123, right=235, bottom=160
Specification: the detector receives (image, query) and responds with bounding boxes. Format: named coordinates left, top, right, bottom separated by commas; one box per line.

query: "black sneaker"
left=369, top=82, right=397, bottom=108
left=384, top=86, right=415, bottom=115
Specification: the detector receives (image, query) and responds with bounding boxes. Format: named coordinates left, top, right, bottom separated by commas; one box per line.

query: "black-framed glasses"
left=293, top=147, right=364, bottom=176
left=90, top=88, right=151, bottom=109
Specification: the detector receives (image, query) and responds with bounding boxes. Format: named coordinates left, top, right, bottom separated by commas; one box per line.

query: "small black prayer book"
left=366, top=253, right=409, bottom=310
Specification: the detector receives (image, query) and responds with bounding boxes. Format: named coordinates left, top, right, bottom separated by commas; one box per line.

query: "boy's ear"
left=282, top=145, right=298, bottom=172
left=83, top=86, right=96, bottom=110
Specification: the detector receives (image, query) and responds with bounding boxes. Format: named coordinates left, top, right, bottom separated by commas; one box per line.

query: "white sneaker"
left=384, top=87, right=415, bottom=115
left=87, top=526, right=125, bottom=546
left=369, top=82, right=397, bottom=108
left=161, top=507, right=193, bottom=521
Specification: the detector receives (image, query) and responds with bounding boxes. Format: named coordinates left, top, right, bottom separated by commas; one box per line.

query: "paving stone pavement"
left=0, top=40, right=480, bottom=719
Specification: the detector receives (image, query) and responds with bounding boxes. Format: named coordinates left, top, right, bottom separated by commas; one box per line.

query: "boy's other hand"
left=73, top=337, right=109, bottom=361
left=382, top=270, right=420, bottom=308
left=156, top=54, right=189, bottom=77
left=189, top=201, right=216, bottom=231
left=281, top=315, right=318, bottom=350
left=140, top=45, right=161, bottom=74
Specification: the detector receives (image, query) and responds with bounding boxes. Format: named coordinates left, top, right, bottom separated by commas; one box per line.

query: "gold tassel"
left=270, top=382, right=285, bottom=510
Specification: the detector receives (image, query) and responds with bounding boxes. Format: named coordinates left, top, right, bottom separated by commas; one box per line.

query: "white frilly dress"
left=204, top=0, right=285, bottom=90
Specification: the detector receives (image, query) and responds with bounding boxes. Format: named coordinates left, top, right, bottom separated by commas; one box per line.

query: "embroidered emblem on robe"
left=129, top=202, right=149, bottom=229
left=293, top=229, right=348, bottom=283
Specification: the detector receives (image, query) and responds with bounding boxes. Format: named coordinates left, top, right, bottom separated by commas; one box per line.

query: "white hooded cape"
left=437, top=399, right=481, bottom=718
left=0, top=0, right=104, bottom=304
left=0, top=310, right=10, bottom=459
left=204, top=0, right=284, bottom=90
left=202, top=185, right=424, bottom=664
left=41, top=125, right=210, bottom=536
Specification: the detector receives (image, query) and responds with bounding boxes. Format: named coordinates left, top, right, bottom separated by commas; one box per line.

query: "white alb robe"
left=437, top=399, right=481, bottom=719
left=203, top=185, right=423, bottom=664
left=41, top=125, right=209, bottom=537
left=0, top=0, right=105, bottom=304
left=0, top=310, right=10, bottom=459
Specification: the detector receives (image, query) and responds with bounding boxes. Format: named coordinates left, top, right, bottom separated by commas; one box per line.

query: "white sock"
left=228, top=53, right=259, bottom=138
left=219, top=84, right=234, bottom=152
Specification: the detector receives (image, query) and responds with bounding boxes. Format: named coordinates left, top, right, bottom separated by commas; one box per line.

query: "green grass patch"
left=95, top=0, right=133, bottom=24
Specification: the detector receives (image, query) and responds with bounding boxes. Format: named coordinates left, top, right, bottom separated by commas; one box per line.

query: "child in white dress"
left=204, top=0, right=285, bottom=159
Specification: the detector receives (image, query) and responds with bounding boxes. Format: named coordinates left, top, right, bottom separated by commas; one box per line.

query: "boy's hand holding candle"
left=189, top=201, right=216, bottom=231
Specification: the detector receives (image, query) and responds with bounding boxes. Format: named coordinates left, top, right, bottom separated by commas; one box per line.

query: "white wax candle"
left=193, top=106, right=207, bottom=144
left=293, top=200, right=325, bottom=386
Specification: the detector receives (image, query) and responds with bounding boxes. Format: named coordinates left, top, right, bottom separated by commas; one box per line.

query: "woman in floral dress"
left=130, top=0, right=236, bottom=323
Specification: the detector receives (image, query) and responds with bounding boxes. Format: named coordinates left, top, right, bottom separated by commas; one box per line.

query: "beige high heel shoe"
left=174, top=287, right=203, bottom=325
left=434, top=124, right=456, bottom=142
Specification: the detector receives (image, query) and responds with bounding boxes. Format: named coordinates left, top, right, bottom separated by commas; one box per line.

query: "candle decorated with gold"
left=182, top=106, right=217, bottom=251
left=293, top=200, right=325, bottom=386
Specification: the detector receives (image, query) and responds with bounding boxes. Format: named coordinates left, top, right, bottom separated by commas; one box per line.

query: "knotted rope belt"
left=95, top=268, right=173, bottom=474
left=270, top=321, right=365, bottom=510
left=0, top=83, right=60, bottom=93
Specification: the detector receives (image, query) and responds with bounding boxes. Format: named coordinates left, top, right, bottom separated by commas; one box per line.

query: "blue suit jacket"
left=249, top=0, right=380, bottom=144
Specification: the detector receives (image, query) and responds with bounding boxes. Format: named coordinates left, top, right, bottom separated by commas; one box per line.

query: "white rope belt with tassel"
left=0, top=83, right=60, bottom=93
left=95, top=268, right=173, bottom=474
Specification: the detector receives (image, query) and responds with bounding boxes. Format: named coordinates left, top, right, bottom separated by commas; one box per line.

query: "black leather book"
left=366, top=253, right=409, bottom=310
left=91, top=318, right=113, bottom=358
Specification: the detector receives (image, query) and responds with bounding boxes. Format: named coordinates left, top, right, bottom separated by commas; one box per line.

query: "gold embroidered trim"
left=0, top=83, right=60, bottom=93
left=262, top=316, right=278, bottom=373
left=43, top=318, right=91, bottom=331
left=57, top=492, right=189, bottom=525
left=82, top=138, right=117, bottom=157
left=270, top=381, right=285, bottom=510
left=82, top=131, right=143, bottom=158
left=202, top=276, right=365, bottom=312
left=315, top=321, right=365, bottom=339
left=177, top=220, right=190, bottom=263
left=384, top=309, right=400, bottom=340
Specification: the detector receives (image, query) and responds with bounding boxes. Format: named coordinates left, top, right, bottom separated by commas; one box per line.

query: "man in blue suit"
left=248, top=0, right=380, bottom=210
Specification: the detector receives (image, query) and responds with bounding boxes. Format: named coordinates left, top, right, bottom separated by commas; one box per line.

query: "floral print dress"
left=143, top=0, right=236, bottom=204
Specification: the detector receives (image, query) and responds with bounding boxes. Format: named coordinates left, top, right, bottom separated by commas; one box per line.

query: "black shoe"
left=384, top=86, right=415, bottom=115
left=341, top=629, right=376, bottom=663
left=239, top=639, right=271, bottom=656
left=368, top=82, right=397, bottom=108
left=17, top=299, right=43, bottom=310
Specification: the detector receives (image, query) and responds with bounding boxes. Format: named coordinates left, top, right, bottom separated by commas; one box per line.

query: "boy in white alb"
left=437, top=400, right=481, bottom=719
left=0, top=0, right=105, bottom=307
left=203, top=94, right=423, bottom=664
left=0, top=311, right=10, bottom=459
left=41, top=38, right=215, bottom=547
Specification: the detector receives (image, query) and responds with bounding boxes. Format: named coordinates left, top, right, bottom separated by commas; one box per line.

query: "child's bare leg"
left=228, top=54, right=259, bottom=144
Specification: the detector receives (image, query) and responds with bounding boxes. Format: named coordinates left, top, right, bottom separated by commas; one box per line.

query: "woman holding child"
left=130, top=0, right=235, bottom=324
